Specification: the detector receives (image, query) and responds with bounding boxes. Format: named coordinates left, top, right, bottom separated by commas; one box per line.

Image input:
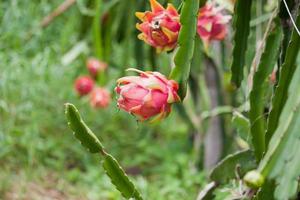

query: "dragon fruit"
left=74, top=76, right=94, bottom=96
left=136, top=0, right=180, bottom=52
left=115, top=68, right=180, bottom=121
left=90, top=87, right=110, bottom=109
left=86, top=58, right=107, bottom=78
left=197, top=2, right=231, bottom=50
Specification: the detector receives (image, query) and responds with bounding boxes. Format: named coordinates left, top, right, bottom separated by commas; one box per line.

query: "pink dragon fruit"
left=197, top=2, right=231, bottom=50
left=115, top=68, right=180, bottom=121
left=74, top=76, right=94, bottom=96
left=86, top=58, right=107, bottom=78
left=90, top=87, right=111, bottom=109
left=135, top=0, right=180, bottom=52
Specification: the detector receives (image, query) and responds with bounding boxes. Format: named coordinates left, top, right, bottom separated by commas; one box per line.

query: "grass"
left=0, top=1, right=206, bottom=199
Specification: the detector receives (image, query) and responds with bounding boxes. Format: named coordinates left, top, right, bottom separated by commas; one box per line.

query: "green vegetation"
left=2, top=0, right=300, bottom=199
left=0, top=1, right=203, bottom=199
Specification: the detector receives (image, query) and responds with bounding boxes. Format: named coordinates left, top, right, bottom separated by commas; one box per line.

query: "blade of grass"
left=93, top=0, right=103, bottom=59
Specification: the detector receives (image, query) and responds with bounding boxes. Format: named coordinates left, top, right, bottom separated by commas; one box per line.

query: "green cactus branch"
left=249, top=15, right=282, bottom=161
left=65, top=103, right=143, bottom=200
left=103, top=154, right=143, bottom=200
left=230, top=0, right=252, bottom=88
left=265, top=6, right=300, bottom=146
left=65, top=103, right=104, bottom=153
left=169, top=0, right=200, bottom=100
left=257, top=58, right=300, bottom=200
left=278, top=0, right=295, bottom=64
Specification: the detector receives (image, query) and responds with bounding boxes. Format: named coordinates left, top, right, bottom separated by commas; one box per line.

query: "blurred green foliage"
left=2, top=0, right=298, bottom=199
left=0, top=0, right=205, bottom=199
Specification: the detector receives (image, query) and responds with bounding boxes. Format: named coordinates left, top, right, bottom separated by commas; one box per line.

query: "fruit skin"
left=135, top=0, right=180, bottom=53
left=89, top=87, right=111, bottom=109
left=115, top=68, right=180, bottom=121
left=86, top=58, right=107, bottom=78
left=74, top=76, right=95, bottom=96
left=197, top=2, right=231, bottom=50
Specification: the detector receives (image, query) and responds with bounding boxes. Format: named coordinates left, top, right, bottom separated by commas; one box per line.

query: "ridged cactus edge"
left=64, top=103, right=143, bottom=200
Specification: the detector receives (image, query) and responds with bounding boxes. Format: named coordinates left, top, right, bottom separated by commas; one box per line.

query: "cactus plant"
left=65, top=103, right=143, bottom=200
left=64, top=1, right=300, bottom=199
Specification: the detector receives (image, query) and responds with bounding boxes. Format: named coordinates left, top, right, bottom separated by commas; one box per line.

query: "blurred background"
left=0, top=0, right=273, bottom=199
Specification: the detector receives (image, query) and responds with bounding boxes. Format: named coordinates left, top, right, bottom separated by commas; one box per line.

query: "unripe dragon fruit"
left=197, top=2, right=231, bottom=50
left=86, top=58, right=107, bottom=78
left=90, top=87, right=111, bottom=109
left=115, top=68, right=180, bottom=121
left=74, top=76, right=94, bottom=96
left=136, top=0, right=180, bottom=52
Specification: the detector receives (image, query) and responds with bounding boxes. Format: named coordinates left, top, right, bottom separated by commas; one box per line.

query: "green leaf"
left=265, top=6, right=300, bottom=146
left=169, top=0, right=200, bottom=99
left=210, top=150, right=256, bottom=183
left=249, top=16, right=282, bottom=161
left=258, top=56, right=300, bottom=200
left=196, top=182, right=217, bottom=200
left=232, top=111, right=250, bottom=142
left=103, top=153, right=143, bottom=200
left=230, top=0, right=252, bottom=88
left=65, top=103, right=104, bottom=153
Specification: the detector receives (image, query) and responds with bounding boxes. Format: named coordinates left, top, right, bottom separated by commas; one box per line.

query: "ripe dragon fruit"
left=90, top=87, right=111, bottom=109
left=74, top=76, right=94, bottom=96
left=136, top=0, right=180, bottom=52
left=86, top=58, right=107, bottom=78
left=115, top=68, right=180, bottom=121
left=197, top=2, right=231, bottom=51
